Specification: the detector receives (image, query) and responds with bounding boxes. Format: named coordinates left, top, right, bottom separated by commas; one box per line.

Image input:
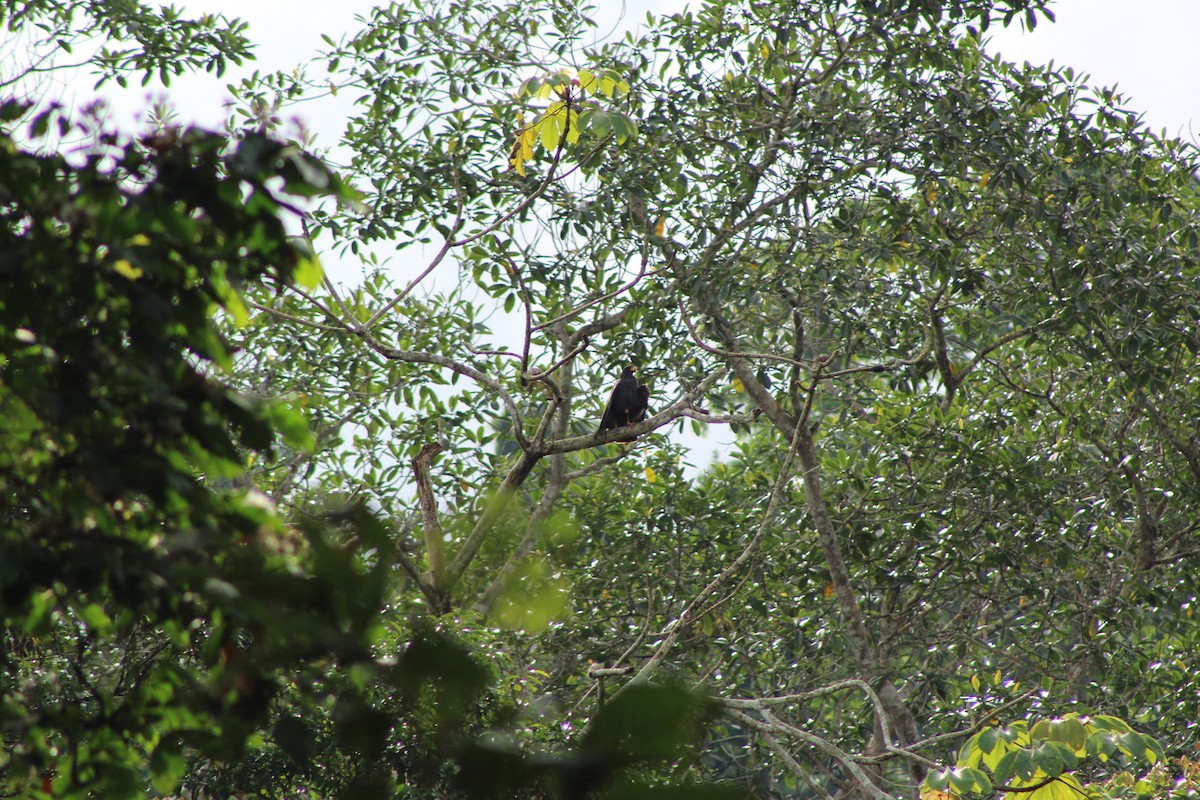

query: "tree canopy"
left=4, top=1, right=1200, bottom=798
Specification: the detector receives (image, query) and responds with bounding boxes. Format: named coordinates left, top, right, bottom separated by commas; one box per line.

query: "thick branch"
left=700, top=290, right=925, bottom=791
left=930, top=303, right=958, bottom=412
left=544, top=369, right=726, bottom=454
left=443, top=448, right=542, bottom=591
left=411, top=443, right=450, bottom=614
left=445, top=370, right=726, bottom=602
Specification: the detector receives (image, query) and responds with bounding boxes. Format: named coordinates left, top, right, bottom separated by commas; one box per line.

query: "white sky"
left=985, top=0, right=1200, bottom=143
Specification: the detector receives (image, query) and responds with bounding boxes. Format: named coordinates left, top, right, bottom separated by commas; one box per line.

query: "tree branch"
left=410, top=443, right=450, bottom=614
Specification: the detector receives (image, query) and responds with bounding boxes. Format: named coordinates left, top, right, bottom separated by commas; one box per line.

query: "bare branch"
left=525, top=337, right=592, bottom=384
left=564, top=449, right=638, bottom=481
left=250, top=301, right=345, bottom=332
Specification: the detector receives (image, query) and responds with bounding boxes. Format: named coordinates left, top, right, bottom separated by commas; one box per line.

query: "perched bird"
left=597, top=366, right=650, bottom=442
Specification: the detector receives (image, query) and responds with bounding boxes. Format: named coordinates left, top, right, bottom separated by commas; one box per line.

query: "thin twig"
left=533, top=250, right=652, bottom=333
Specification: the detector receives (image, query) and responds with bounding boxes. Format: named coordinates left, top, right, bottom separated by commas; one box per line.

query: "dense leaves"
left=0, top=106, right=388, bottom=797
left=5, top=0, right=1200, bottom=798
left=228, top=0, right=1200, bottom=796
left=207, top=0, right=1200, bottom=796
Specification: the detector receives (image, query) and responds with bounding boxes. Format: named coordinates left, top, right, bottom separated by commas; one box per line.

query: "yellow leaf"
left=539, top=107, right=564, bottom=151
left=760, top=42, right=770, bottom=58
left=992, top=669, right=1002, bottom=685
left=921, top=790, right=957, bottom=800
left=971, top=674, right=981, bottom=691
left=129, top=234, right=151, bottom=246
left=978, top=171, right=991, bottom=189
left=1023, top=771, right=1083, bottom=800
left=565, top=109, right=581, bottom=144
left=577, top=69, right=596, bottom=94
left=113, top=259, right=143, bottom=280
left=644, top=466, right=657, bottom=483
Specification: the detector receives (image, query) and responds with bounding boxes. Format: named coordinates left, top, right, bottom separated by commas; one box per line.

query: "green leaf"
left=149, top=741, right=187, bottom=795
left=491, top=557, right=571, bottom=633
left=582, top=108, right=612, bottom=138
left=333, top=696, right=392, bottom=758
left=1029, top=741, right=1072, bottom=778
left=268, top=403, right=315, bottom=451
left=294, top=254, right=324, bottom=289
left=392, top=625, right=490, bottom=725
left=78, top=603, right=112, bottom=634
left=23, top=589, right=57, bottom=635
left=582, top=684, right=717, bottom=761
left=937, top=767, right=990, bottom=795
left=1031, top=717, right=1087, bottom=755
left=925, top=767, right=952, bottom=792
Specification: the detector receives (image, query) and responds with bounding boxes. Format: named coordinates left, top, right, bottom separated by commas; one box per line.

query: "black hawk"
left=597, top=366, right=650, bottom=442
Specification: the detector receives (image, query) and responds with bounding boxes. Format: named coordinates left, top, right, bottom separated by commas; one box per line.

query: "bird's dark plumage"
left=597, top=366, right=650, bottom=441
